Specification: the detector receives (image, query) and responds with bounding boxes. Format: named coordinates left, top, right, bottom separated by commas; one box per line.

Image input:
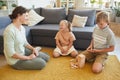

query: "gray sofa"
left=0, top=8, right=96, bottom=54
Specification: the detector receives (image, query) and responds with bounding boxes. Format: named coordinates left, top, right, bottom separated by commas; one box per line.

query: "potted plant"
left=11, top=3, right=17, bottom=10
left=11, top=3, right=17, bottom=7
left=98, top=0, right=103, bottom=8
left=90, top=0, right=96, bottom=7
left=0, top=1, right=4, bottom=9
left=1, top=2, right=7, bottom=10
left=111, top=1, right=120, bottom=23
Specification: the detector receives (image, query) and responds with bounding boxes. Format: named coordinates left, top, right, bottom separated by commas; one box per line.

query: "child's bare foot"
left=77, top=54, right=85, bottom=68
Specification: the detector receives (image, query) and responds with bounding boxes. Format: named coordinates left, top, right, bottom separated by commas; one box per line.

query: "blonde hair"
left=96, top=11, right=109, bottom=24
left=60, top=20, right=72, bottom=32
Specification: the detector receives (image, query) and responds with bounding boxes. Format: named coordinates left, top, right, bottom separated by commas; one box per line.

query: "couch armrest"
left=0, top=16, right=11, bottom=29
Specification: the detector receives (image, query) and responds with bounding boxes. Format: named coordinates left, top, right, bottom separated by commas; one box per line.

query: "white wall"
left=17, top=0, right=50, bottom=9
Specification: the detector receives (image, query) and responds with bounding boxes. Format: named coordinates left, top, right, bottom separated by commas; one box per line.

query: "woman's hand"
left=32, top=48, right=39, bottom=56
left=25, top=44, right=39, bottom=56
left=28, top=53, right=36, bottom=60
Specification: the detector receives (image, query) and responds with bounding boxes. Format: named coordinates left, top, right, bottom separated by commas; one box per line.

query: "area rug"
left=0, top=47, right=120, bottom=80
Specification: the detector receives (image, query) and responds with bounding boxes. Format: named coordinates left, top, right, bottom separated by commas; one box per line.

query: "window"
left=84, top=0, right=119, bottom=8
left=114, top=0, right=120, bottom=2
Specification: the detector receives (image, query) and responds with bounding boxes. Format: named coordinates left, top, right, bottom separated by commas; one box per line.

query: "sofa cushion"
left=30, top=24, right=59, bottom=47
left=31, top=24, right=59, bottom=37
left=40, top=8, right=66, bottom=24
left=67, top=9, right=96, bottom=26
left=31, top=24, right=94, bottom=40
left=72, top=26, right=94, bottom=39
left=30, top=24, right=94, bottom=49
left=0, top=16, right=11, bottom=29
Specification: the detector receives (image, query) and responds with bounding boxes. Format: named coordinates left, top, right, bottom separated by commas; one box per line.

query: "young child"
left=71, top=11, right=115, bottom=73
left=53, top=20, right=78, bottom=58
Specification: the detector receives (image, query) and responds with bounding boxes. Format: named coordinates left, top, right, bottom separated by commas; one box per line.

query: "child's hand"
left=87, top=49, right=94, bottom=53
left=87, top=46, right=95, bottom=53
left=92, top=49, right=101, bottom=53
left=87, top=49, right=101, bottom=53
left=87, top=46, right=92, bottom=50
left=61, top=48, right=65, bottom=53
left=63, top=50, right=68, bottom=54
left=62, top=47, right=69, bottom=55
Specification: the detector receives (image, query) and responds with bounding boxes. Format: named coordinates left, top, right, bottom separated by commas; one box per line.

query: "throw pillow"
left=28, top=9, right=44, bottom=26
left=72, top=15, right=88, bottom=27
left=67, top=9, right=96, bottom=26
left=40, top=8, right=66, bottom=24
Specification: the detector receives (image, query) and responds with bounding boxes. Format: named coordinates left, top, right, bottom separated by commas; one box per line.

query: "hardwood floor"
left=0, top=55, right=6, bottom=67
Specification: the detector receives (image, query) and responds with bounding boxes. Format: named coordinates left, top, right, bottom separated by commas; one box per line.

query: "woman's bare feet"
left=35, top=46, right=42, bottom=52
